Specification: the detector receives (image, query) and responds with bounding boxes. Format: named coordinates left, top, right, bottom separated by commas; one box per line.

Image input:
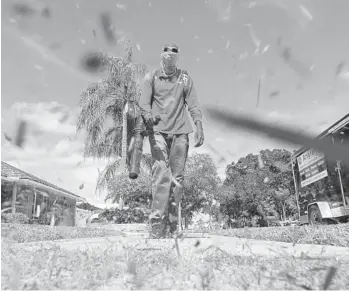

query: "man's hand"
left=142, top=113, right=154, bottom=128
left=194, top=121, right=204, bottom=147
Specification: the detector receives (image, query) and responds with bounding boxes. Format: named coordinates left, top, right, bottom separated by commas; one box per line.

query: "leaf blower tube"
left=129, top=115, right=161, bottom=179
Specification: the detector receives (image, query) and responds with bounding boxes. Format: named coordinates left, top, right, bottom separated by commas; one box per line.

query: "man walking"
left=139, top=42, right=204, bottom=238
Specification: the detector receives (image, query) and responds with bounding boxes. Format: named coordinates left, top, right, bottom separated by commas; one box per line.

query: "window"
left=1, top=179, right=14, bottom=211
left=33, top=188, right=49, bottom=218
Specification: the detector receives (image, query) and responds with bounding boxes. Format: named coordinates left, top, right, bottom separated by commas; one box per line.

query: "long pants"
left=148, top=132, right=189, bottom=225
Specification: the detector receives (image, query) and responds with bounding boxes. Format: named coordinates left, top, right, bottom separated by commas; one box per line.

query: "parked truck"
left=290, top=114, right=349, bottom=225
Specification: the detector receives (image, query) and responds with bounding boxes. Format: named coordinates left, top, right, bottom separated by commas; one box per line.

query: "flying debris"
left=80, top=39, right=87, bottom=45
left=339, top=71, right=349, bottom=81
left=12, top=3, right=36, bottom=17
left=335, top=61, right=345, bottom=77
left=92, top=29, right=97, bottom=38
left=79, top=183, right=84, bottom=190
left=282, top=47, right=291, bottom=61
left=14, top=120, right=28, bottom=148
left=4, top=133, right=12, bottom=142
left=299, top=5, right=313, bottom=22
left=194, top=35, right=199, bottom=40
left=136, top=44, right=141, bottom=51
left=261, top=45, right=270, bottom=54
left=80, top=52, right=103, bottom=73
left=256, top=76, right=262, bottom=108
left=269, top=91, right=280, bottom=98
left=76, top=4, right=80, bottom=9
left=208, top=49, right=213, bottom=54
left=244, top=24, right=261, bottom=50
left=239, top=52, right=248, bottom=60
left=205, top=107, right=349, bottom=165
left=41, top=7, right=51, bottom=18
left=225, top=40, right=230, bottom=49
left=220, top=2, right=232, bottom=22
left=280, top=46, right=312, bottom=77
left=116, top=3, right=127, bottom=10
left=100, top=12, right=117, bottom=44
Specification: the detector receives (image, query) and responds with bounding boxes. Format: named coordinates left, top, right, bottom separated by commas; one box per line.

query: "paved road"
left=11, top=232, right=349, bottom=261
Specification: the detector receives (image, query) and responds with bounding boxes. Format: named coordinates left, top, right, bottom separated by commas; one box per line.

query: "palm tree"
left=77, top=38, right=148, bottom=204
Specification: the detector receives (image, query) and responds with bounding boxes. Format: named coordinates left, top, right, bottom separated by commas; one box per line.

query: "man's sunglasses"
left=163, top=47, right=179, bottom=53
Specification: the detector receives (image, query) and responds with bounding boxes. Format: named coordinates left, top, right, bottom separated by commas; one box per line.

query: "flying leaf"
left=100, top=12, right=117, bottom=44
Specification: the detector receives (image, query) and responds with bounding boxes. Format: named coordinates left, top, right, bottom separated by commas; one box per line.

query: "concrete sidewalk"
left=11, top=233, right=349, bottom=261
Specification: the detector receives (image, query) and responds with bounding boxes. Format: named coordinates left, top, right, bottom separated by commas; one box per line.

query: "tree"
left=106, top=172, right=152, bottom=209
left=273, top=188, right=297, bottom=221
left=106, top=152, right=153, bottom=209
left=215, top=185, right=243, bottom=221
left=77, top=39, right=148, bottom=202
left=222, top=149, right=297, bottom=225
left=182, top=153, right=220, bottom=227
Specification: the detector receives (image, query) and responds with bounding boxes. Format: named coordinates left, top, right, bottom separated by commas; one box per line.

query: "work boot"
left=166, top=213, right=179, bottom=238
left=149, top=218, right=166, bottom=239
left=168, top=221, right=179, bottom=238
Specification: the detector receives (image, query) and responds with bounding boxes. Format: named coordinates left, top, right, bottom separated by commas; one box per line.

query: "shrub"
left=37, top=213, right=51, bottom=225
left=99, top=207, right=148, bottom=224
left=1, top=212, right=29, bottom=224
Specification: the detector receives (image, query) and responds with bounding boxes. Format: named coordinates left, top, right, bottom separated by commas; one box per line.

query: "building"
left=1, top=161, right=86, bottom=226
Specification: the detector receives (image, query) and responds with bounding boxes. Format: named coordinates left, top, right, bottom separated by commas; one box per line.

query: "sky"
left=1, top=0, right=349, bottom=206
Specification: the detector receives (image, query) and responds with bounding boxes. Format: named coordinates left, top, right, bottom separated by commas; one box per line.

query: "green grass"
left=200, top=223, right=349, bottom=247
left=2, top=236, right=347, bottom=290
left=1, top=223, right=122, bottom=243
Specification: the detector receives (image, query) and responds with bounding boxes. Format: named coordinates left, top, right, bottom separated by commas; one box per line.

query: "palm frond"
left=83, top=123, right=123, bottom=158
left=96, top=158, right=122, bottom=195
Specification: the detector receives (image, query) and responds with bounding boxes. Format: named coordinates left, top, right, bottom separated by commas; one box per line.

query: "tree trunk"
left=121, top=102, right=128, bottom=170
left=282, top=203, right=286, bottom=222
left=178, top=202, right=182, bottom=232
left=184, top=216, right=189, bottom=229
left=119, top=102, right=129, bottom=209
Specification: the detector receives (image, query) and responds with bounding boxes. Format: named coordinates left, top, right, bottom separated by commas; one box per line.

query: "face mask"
left=160, top=45, right=179, bottom=74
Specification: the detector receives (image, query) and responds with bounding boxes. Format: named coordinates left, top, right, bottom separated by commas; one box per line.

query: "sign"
left=297, top=149, right=328, bottom=188
left=297, top=149, right=324, bottom=171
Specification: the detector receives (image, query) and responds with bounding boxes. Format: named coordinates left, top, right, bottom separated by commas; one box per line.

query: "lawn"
left=202, top=223, right=349, bottom=247
left=1, top=223, right=122, bottom=243
left=2, top=236, right=347, bottom=290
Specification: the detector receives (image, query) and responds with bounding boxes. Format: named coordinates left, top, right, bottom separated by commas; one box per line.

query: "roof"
left=291, top=113, right=349, bottom=160
left=1, top=161, right=85, bottom=201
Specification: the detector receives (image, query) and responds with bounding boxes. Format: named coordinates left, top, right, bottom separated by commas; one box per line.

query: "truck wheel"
left=308, top=206, right=324, bottom=225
